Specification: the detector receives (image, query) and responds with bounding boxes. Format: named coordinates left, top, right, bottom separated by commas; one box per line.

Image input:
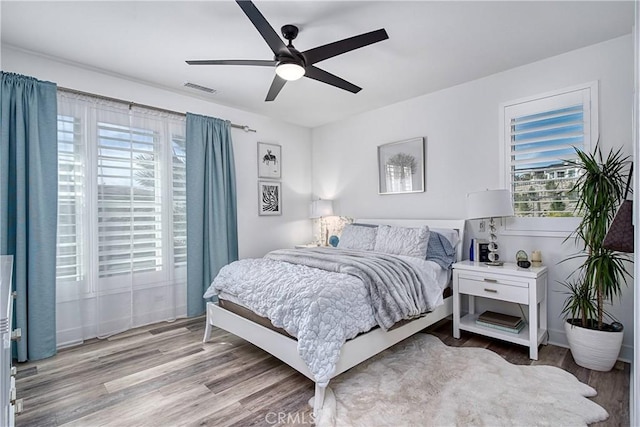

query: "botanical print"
left=378, top=137, right=425, bottom=194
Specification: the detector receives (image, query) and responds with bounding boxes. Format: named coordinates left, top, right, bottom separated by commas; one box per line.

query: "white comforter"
left=203, top=252, right=448, bottom=386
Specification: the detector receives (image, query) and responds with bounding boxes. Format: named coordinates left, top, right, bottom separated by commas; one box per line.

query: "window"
left=55, top=91, right=186, bottom=338
left=56, top=115, right=85, bottom=282
left=172, top=136, right=187, bottom=266
left=97, top=121, right=164, bottom=278
left=499, top=82, right=598, bottom=235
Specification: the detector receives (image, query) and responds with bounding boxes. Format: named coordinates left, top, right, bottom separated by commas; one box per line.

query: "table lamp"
left=467, top=189, right=514, bottom=266
left=310, top=199, right=334, bottom=246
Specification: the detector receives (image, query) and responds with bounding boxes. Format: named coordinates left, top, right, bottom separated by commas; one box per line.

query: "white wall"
left=2, top=46, right=313, bottom=344
left=311, top=35, right=634, bottom=361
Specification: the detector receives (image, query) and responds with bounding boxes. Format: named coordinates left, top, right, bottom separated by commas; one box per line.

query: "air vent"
left=183, top=82, right=217, bottom=94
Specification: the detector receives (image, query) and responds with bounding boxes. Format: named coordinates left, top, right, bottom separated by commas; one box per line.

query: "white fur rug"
left=315, top=334, right=608, bottom=427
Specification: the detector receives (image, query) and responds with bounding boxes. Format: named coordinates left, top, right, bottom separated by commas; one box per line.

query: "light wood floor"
left=14, top=316, right=629, bottom=426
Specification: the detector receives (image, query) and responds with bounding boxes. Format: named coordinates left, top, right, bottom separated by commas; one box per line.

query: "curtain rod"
left=58, top=87, right=257, bottom=133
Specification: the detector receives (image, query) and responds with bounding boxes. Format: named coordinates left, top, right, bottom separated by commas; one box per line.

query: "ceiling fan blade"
left=186, top=59, right=277, bottom=66
left=236, top=1, right=290, bottom=57
left=265, top=75, right=287, bottom=101
left=302, top=29, right=389, bottom=65
left=304, top=66, right=361, bottom=94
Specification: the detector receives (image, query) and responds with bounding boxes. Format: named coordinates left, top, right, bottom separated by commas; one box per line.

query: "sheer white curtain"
left=56, top=92, right=187, bottom=345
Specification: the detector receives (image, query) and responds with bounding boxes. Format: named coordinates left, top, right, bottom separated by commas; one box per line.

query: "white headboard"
left=355, top=218, right=466, bottom=262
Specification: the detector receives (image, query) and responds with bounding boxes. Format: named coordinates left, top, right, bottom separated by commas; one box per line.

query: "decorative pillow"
left=429, top=228, right=460, bottom=250
left=338, top=224, right=378, bottom=251
left=373, top=225, right=430, bottom=258
left=426, top=231, right=457, bottom=269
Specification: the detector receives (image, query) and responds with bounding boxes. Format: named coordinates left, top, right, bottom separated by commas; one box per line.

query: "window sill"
left=501, top=216, right=579, bottom=239
left=500, top=228, right=571, bottom=238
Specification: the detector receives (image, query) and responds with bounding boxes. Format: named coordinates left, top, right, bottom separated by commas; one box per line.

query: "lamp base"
left=486, top=217, right=502, bottom=266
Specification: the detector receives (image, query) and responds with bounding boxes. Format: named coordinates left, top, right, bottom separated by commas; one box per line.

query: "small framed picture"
left=257, top=142, right=281, bottom=179
left=378, top=137, right=425, bottom=194
left=258, top=181, right=282, bottom=216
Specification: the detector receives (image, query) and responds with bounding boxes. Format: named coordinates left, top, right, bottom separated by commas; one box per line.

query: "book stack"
left=476, top=311, right=525, bottom=334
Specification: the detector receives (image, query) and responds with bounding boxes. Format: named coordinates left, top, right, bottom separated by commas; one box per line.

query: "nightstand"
left=452, top=260, right=548, bottom=360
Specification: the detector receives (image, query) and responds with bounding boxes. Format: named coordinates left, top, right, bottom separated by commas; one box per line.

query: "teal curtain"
left=186, top=113, right=238, bottom=316
left=0, top=72, right=58, bottom=361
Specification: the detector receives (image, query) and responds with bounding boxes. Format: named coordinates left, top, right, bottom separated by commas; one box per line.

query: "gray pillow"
left=429, top=228, right=460, bottom=250
left=374, top=225, right=430, bottom=258
left=338, top=224, right=378, bottom=251
left=426, top=231, right=457, bottom=269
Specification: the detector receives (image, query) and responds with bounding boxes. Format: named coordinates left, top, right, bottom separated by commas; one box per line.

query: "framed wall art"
left=258, top=181, right=282, bottom=216
left=257, top=142, right=281, bottom=179
left=378, top=137, right=425, bottom=194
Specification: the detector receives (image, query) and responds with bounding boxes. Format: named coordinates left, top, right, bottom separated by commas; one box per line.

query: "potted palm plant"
left=560, top=144, right=632, bottom=371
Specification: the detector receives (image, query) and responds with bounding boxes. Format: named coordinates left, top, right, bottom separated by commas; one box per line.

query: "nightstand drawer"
left=458, top=276, right=528, bottom=304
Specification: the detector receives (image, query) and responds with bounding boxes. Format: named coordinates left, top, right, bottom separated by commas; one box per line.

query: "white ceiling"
left=1, top=1, right=634, bottom=128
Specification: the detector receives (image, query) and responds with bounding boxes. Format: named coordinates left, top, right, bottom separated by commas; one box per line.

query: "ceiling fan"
left=186, top=0, right=389, bottom=102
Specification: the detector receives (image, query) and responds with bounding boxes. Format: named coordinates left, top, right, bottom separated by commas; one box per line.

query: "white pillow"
left=374, top=225, right=430, bottom=258
left=338, top=224, right=378, bottom=251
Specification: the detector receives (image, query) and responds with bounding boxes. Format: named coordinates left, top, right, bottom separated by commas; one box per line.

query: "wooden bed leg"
left=202, top=316, right=212, bottom=343
left=313, top=383, right=326, bottom=418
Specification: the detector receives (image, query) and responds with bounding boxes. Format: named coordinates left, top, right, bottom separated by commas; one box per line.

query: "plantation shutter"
left=505, top=87, right=592, bottom=217
left=172, top=136, right=187, bottom=266
left=96, top=116, right=163, bottom=278
left=56, top=114, right=85, bottom=282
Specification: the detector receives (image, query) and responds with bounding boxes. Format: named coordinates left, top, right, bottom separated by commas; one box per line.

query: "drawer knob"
left=483, top=288, right=498, bottom=293
left=483, top=278, right=498, bottom=283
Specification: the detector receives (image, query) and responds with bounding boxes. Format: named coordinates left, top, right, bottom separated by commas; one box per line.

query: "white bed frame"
left=202, top=219, right=466, bottom=418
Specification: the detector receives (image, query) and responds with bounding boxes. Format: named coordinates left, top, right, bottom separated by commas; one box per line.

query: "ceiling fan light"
left=275, top=63, right=305, bottom=81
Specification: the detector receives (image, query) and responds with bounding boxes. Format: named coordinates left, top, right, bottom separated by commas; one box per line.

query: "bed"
left=202, top=218, right=465, bottom=418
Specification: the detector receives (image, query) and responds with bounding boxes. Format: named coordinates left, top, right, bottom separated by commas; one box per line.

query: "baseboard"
left=547, top=327, right=632, bottom=364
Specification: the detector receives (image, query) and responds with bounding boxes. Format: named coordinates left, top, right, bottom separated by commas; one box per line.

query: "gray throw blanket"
left=265, top=247, right=434, bottom=330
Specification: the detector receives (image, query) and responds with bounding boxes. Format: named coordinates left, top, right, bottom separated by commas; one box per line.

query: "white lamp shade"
left=309, top=200, right=334, bottom=218
left=275, top=63, right=305, bottom=81
left=467, top=189, right=514, bottom=219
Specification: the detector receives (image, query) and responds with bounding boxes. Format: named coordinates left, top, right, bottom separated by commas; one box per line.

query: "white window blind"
left=97, top=121, right=163, bottom=278
left=510, top=104, right=585, bottom=217
left=500, top=82, right=597, bottom=233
